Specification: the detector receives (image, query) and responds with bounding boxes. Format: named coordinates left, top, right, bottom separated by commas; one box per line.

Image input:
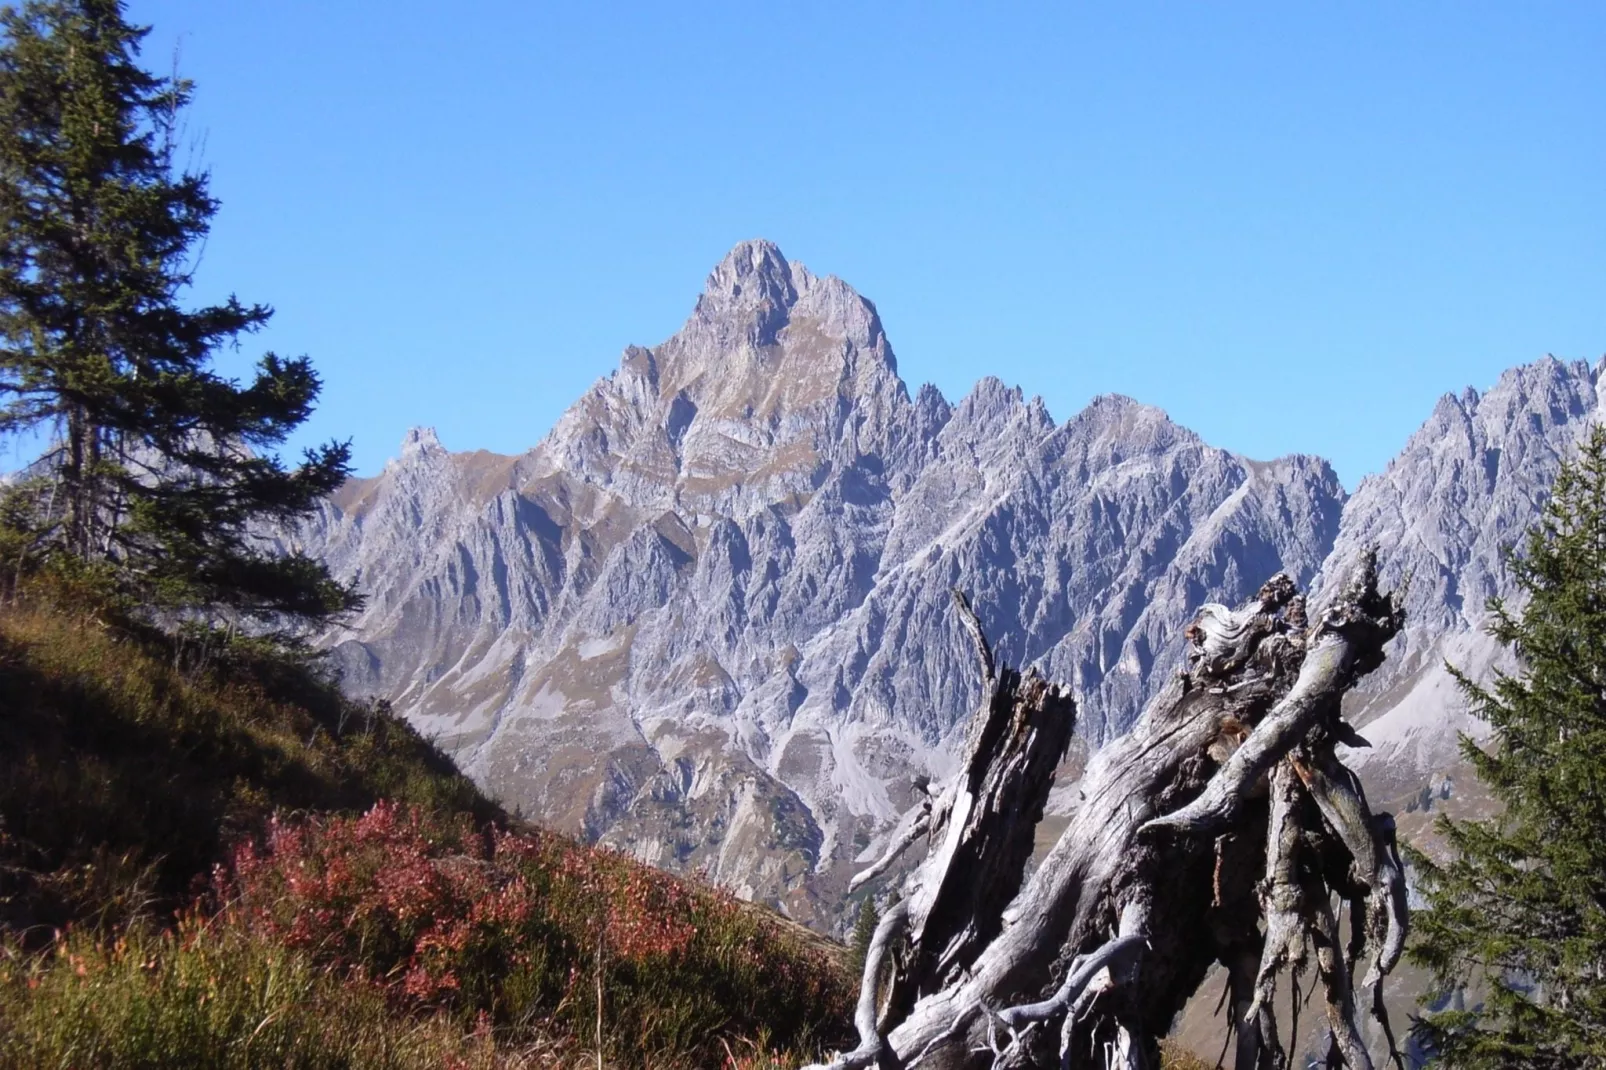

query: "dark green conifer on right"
left=1409, top=424, right=1606, bottom=1067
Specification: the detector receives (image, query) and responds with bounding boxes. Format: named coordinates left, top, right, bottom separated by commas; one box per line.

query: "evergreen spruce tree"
left=0, top=0, right=356, bottom=622
left=849, top=896, right=880, bottom=976
left=1409, top=424, right=1606, bottom=1067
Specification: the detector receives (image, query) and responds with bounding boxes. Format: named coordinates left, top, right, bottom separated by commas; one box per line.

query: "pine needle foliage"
left=848, top=896, right=878, bottom=976
left=1408, top=424, right=1606, bottom=1067
left=0, top=0, right=356, bottom=623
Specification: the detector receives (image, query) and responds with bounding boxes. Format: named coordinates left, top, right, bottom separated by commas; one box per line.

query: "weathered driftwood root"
left=808, top=591, right=1079, bottom=1070
left=1247, top=761, right=1307, bottom=1048
left=804, top=901, right=912, bottom=1070
left=805, top=551, right=1408, bottom=1070
left=849, top=803, right=931, bottom=895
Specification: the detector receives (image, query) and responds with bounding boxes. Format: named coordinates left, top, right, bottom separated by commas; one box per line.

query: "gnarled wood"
left=890, top=591, right=1080, bottom=1013
left=806, top=552, right=1407, bottom=1069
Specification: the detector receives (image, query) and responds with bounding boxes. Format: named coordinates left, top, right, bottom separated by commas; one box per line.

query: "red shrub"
left=214, top=802, right=852, bottom=1064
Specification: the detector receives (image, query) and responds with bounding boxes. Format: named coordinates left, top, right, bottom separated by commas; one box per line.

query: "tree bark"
left=808, top=551, right=1406, bottom=1070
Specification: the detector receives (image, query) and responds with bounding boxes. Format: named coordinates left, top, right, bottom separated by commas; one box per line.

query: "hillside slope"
left=0, top=581, right=851, bottom=1068
left=0, top=581, right=498, bottom=937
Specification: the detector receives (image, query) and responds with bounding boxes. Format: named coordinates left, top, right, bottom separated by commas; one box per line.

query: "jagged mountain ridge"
left=1319, top=355, right=1606, bottom=793
left=301, top=239, right=1600, bottom=924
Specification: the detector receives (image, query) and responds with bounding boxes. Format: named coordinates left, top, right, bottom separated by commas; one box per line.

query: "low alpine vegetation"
left=0, top=799, right=852, bottom=1069
left=0, top=578, right=853, bottom=1068
left=218, top=801, right=849, bottom=1063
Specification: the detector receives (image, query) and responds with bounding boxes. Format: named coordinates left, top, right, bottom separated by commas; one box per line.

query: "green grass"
left=0, top=919, right=540, bottom=1070
left=0, top=579, right=853, bottom=1067
left=0, top=576, right=497, bottom=937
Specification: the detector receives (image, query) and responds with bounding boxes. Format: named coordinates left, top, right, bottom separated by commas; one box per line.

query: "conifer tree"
left=0, top=0, right=356, bottom=622
left=1410, top=424, right=1606, bottom=1067
left=849, top=896, right=880, bottom=977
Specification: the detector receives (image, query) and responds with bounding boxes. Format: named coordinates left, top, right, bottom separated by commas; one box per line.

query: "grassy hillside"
left=0, top=580, right=498, bottom=937
left=0, top=579, right=852, bottom=1068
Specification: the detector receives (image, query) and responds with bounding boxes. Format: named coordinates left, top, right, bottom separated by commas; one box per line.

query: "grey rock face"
left=298, top=239, right=1599, bottom=927
left=1312, top=356, right=1606, bottom=792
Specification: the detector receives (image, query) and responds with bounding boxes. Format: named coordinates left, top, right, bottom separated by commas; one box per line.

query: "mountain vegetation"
left=847, top=897, right=879, bottom=977
left=1409, top=425, right=1606, bottom=1067
left=0, top=572, right=852, bottom=1067
left=0, top=0, right=355, bottom=625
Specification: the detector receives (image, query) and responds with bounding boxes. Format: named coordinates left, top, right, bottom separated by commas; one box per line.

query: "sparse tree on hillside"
left=1409, top=425, right=1606, bottom=1067
left=0, top=0, right=356, bottom=622
left=849, top=896, right=880, bottom=977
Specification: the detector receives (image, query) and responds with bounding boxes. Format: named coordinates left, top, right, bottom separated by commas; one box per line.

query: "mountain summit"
left=298, top=242, right=1602, bottom=927
left=688, top=239, right=890, bottom=359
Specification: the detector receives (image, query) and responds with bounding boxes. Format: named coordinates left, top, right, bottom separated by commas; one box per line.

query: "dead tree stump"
left=808, top=551, right=1406, bottom=1070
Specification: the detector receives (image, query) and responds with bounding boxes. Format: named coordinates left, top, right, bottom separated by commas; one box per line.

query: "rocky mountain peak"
left=702, top=238, right=796, bottom=299
left=1074, top=392, right=1164, bottom=426
left=671, top=240, right=892, bottom=373
left=295, top=238, right=1601, bottom=932
left=1310, top=353, right=1604, bottom=782
left=396, top=426, right=446, bottom=464
left=691, top=240, right=799, bottom=343
left=401, top=425, right=442, bottom=449
left=1052, top=393, right=1194, bottom=462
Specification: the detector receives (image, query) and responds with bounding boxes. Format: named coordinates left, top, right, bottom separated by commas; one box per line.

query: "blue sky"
left=53, top=1, right=1601, bottom=488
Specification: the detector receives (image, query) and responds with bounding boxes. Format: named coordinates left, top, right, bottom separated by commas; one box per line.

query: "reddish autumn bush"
left=217, top=801, right=851, bottom=1065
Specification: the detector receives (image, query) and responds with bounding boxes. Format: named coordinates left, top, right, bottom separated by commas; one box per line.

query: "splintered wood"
left=807, top=553, right=1406, bottom=1070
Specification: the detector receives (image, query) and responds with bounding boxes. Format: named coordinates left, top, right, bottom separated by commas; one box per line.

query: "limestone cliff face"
left=1313, top=356, right=1606, bottom=794
left=299, top=240, right=1599, bottom=927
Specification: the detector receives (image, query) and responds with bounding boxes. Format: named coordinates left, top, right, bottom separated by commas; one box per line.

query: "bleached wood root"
left=804, top=901, right=911, bottom=1070
left=907, top=921, right=1149, bottom=1069
left=1295, top=750, right=1379, bottom=892
left=1222, top=941, right=1275, bottom=1070
left=806, top=553, right=1406, bottom=1069
left=1137, top=642, right=1349, bottom=841
left=996, top=930, right=1147, bottom=1033
left=884, top=592, right=1078, bottom=1020
left=1367, top=814, right=1408, bottom=988
left=1312, top=892, right=1372, bottom=1070
left=1145, top=556, right=1399, bottom=841
left=850, top=805, right=932, bottom=894
left=1247, top=761, right=1306, bottom=1033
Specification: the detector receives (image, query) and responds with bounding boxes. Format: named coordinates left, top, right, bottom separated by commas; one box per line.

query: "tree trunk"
left=808, top=552, right=1406, bottom=1070
left=66, top=401, right=86, bottom=557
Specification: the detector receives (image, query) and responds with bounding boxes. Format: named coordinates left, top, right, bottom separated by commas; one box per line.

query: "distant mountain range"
left=298, top=239, right=1603, bottom=929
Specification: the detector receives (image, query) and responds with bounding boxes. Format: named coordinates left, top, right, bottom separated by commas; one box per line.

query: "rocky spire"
left=685, top=239, right=800, bottom=350
left=400, top=426, right=444, bottom=455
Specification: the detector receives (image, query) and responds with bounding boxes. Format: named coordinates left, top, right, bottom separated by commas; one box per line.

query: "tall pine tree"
left=1410, top=424, right=1606, bottom=1067
left=0, top=0, right=356, bottom=622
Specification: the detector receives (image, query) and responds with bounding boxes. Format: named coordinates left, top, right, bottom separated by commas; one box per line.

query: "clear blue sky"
left=73, top=1, right=1604, bottom=488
